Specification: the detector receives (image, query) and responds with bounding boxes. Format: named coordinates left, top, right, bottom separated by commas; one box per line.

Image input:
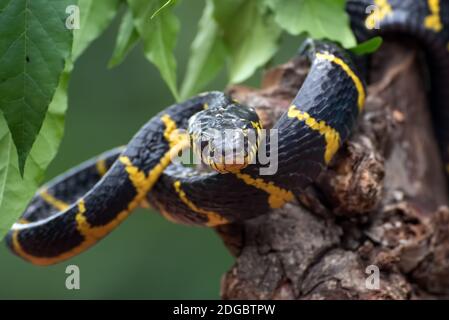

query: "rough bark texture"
left=216, top=41, right=449, bottom=300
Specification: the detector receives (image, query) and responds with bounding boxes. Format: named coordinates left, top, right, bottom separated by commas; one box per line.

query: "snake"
left=5, top=0, right=449, bottom=266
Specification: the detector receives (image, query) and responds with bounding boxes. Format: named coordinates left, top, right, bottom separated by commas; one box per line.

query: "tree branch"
left=217, top=40, right=449, bottom=300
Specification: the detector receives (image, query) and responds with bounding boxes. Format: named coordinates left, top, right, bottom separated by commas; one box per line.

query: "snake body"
left=347, top=0, right=449, bottom=168
left=5, top=0, right=449, bottom=265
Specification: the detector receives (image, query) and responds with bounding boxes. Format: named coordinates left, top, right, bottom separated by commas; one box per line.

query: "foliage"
left=0, top=0, right=73, bottom=174
left=0, top=0, right=122, bottom=239
left=350, top=36, right=383, bottom=55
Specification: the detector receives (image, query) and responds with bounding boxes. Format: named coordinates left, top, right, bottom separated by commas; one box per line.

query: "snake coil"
left=5, top=0, right=449, bottom=265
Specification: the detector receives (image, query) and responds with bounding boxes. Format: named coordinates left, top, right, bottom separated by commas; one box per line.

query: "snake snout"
left=188, top=101, right=262, bottom=173
left=208, top=130, right=253, bottom=173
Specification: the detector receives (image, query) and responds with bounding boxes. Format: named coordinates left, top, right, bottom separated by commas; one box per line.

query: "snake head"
left=188, top=101, right=262, bottom=173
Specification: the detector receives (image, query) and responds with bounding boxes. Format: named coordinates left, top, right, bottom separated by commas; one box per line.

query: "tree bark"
left=216, top=40, right=449, bottom=300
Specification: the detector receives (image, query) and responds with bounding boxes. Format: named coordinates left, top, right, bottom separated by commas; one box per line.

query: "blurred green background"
left=0, top=1, right=298, bottom=299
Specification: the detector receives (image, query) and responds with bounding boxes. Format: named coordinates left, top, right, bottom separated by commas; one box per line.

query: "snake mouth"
left=210, top=162, right=248, bottom=174
left=199, top=143, right=251, bottom=173
left=191, top=128, right=261, bottom=174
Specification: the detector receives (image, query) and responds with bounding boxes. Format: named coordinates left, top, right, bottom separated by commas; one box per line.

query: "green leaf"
left=127, top=0, right=180, bottom=99
left=350, top=36, right=383, bottom=55
left=0, top=65, right=70, bottom=240
left=0, top=0, right=120, bottom=240
left=180, top=0, right=226, bottom=100
left=213, top=0, right=281, bottom=84
left=0, top=0, right=73, bottom=174
left=72, top=0, right=121, bottom=60
left=108, top=8, right=140, bottom=68
left=265, top=0, right=357, bottom=48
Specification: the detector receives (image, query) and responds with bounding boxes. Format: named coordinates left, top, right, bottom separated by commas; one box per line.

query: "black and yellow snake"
left=5, top=0, right=449, bottom=265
